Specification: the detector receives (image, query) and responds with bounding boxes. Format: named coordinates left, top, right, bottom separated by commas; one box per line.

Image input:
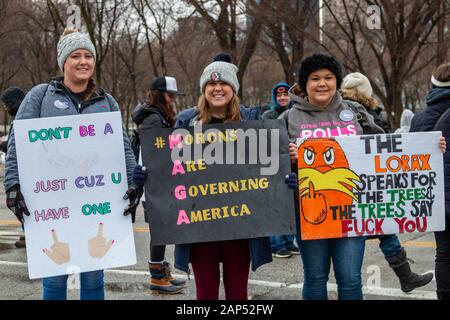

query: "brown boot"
left=161, top=261, right=186, bottom=287
left=149, top=262, right=184, bottom=294
left=14, top=236, right=26, bottom=248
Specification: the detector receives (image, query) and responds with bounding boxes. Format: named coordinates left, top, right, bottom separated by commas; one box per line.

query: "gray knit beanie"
left=57, top=30, right=96, bottom=71
left=199, top=61, right=239, bottom=94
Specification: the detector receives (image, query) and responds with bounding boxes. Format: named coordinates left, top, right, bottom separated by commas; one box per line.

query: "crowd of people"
left=1, top=28, right=449, bottom=301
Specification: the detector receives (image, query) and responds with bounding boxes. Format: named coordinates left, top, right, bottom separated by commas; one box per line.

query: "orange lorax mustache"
left=298, top=167, right=361, bottom=201
left=297, top=138, right=361, bottom=239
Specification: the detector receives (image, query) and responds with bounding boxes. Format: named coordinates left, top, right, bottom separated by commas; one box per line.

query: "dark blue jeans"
left=42, top=270, right=104, bottom=300
left=378, top=234, right=402, bottom=258
left=435, top=216, right=450, bottom=297
left=270, top=235, right=296, bottom=252
left=298, top=236, right=366, bottom=300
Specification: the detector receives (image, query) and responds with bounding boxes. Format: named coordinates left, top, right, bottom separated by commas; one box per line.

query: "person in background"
left=341, top=72, right=433, bottom=293
left=410, top=62, right=450, bottom=300
left=1, top=86, right=26, bottom=248
left=132, top=75, right=186, bottom=294
left=0, top=87, right=25, bottom=155
left=341, top=74, right=392, bottom=134
left=262, top=82, right=299, bottom=258
left=395, top=109, right=414, bottom=133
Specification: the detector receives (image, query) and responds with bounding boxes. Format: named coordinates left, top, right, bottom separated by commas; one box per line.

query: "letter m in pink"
left=169, top=134, right=182, bottom=150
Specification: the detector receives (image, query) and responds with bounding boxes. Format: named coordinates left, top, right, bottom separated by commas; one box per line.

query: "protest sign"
left=14, top=112, right=136, bottom=279
left=297, top=132, right=445, bottom=240
left=140, top=119, right=296, bottom=245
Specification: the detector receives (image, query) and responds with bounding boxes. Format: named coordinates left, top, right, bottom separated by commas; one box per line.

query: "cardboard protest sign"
left=14, top=112, right=136, bottom=279
left=140, top=119, right=296, bottom=245
left=297, top=132, right=445, bottom=240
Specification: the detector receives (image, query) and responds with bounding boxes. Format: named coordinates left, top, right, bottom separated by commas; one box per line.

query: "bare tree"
left=76, top=0, right=123, bottom=84
left=319, top=0, right=450, bottom=127
left=436, top=0, right=449, bottom=65
left=184, top=0, right=268, bottom=98
left=113, top=21, right=143, bottom=132
left=132, top=0, right=180, bottom=77
left=167, top=16, right=219, bottom=107
left=261, top=0, right=318, bottom=84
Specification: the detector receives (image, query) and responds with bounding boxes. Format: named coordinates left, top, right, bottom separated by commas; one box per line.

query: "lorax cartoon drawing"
left=297, top=138, right=361, bottom=239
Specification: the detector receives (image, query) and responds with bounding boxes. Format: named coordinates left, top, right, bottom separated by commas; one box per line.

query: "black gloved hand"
left=285, top=173, right=298, bottom=190
left=6, top=184, right=30, bottom=223
left=123, top=186, right=143, bottom=223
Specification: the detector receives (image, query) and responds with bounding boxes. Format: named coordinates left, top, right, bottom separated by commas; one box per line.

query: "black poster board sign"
left=140, top=119, right=296, bottom=245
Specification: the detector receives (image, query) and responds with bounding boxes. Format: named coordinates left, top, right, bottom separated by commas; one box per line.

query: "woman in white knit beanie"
left=341, top=72, right=393, bottom=133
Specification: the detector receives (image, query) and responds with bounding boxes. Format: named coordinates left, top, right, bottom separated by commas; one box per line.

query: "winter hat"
left=151, top=76, right=184, bottom=95
left=0, top=86, right=25, bottom=116
left=342, top=72, right=373, bottom=97
left=272, top=82, right=290, bottom=108
left=400, top=109, right=414, bottom=128
left=57, top=29, right=96, bottom=71
left=298, top=54, right=343, bottom=93
left=199, top=53, right=239, bottom=94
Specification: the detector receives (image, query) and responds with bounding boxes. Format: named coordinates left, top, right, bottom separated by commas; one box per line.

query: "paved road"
left=0, top=165, right=438, bottom=300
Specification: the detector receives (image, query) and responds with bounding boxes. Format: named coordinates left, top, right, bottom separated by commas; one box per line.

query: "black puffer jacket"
left=410, top=87, right=450, bottom=218
left=132, top=102, right=172, bottom=130
left=132, top=102, right=173, bottom=223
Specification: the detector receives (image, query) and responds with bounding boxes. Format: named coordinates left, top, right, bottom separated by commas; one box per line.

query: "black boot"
left=437, top=289, right=450, bottom=300
left=386, top=248, right=434, bottom=293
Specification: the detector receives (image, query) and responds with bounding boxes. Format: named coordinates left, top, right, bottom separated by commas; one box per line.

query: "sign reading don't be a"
left=14, top=112, right=136, bottom=279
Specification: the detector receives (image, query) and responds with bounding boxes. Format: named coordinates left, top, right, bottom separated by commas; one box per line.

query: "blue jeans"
left=42, top=270, right=105, bottom=300
left=270, top=235, right=296, bottom=252
left=298, top=237, right=366, bottom=300
left=378, top=234, right=402, bottom=258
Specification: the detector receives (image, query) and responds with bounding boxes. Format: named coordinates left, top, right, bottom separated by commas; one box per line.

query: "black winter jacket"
left=410, top=87, right=450, bottom=218
left=132, top=102, right=172, bottom=130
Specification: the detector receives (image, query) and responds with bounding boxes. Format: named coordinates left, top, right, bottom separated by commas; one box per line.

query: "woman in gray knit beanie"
left=196, top=53, right=242, bottom=123
left=56, top=28, right=97, bottom=97
left=3, top=28, right=144, bottom=300
left=172, top=53, right=297, bottom=301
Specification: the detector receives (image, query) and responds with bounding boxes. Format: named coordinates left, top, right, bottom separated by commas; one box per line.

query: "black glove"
left=285, top=173, right=298, bottom=190
left=6, top=184, right=30, bottom=223
left=132, top=165, right=147, bottom=189
left=123, top=186, right=143, bottom=223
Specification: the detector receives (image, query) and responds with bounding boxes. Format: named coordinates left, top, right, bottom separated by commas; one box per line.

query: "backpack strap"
left=284, top=108, right=291, bottom=130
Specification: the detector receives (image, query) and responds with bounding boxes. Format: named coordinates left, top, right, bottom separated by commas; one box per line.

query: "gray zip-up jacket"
left=3, top=78, right=137, bottom=191
left=279, top=91, right=383, bottom=140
